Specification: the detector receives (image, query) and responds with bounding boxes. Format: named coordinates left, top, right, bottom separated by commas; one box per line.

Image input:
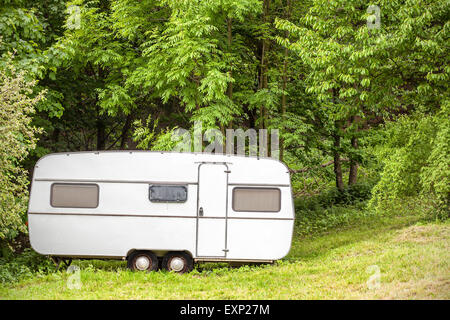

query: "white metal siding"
left=29, top=214, right=197, bottom=258
left=28, top=151, right=294, bottom=261
left=32, top=152, right=290, bottom=186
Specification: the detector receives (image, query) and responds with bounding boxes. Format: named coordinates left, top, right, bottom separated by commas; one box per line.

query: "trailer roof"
left=33, top=151, right=291, bottom=186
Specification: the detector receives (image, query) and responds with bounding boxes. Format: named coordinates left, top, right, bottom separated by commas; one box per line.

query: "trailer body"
left=28, top=151, right=294, bottom=264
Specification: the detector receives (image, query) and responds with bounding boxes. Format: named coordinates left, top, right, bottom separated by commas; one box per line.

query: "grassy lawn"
left=0, top=211, right=448, bottom=299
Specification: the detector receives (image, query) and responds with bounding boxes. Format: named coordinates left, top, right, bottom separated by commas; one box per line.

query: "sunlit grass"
left=1, top=211, right=448, bottom=299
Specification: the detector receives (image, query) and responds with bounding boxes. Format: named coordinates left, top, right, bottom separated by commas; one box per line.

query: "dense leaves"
left=0, top=0, right=448, bottom=252
left=0, top=55, right=45, bottom=243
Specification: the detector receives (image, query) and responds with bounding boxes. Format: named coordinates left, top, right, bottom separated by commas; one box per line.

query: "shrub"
left=0, top=248, right=56, bottom=284
left=0, top=54, right=45, bottom=247
left=295, top=180, right=374, bottom=210
left=368, top=105, right=450, bottom=217
left=294, top=182, right=376, bottom=236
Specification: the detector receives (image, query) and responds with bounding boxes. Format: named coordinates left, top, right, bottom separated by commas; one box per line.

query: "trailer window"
left=149, top=185, right=187, bottom=203
left=51, top=183, right=99, bottom=208
left=232, top=188, right=281, bottom=212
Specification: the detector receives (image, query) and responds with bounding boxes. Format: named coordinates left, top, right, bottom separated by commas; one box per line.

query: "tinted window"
left=232, top=188, right=281, bottom=212
left=51, top=183, right=99, bottom=208
left=149, top=185, right=187, bottom=202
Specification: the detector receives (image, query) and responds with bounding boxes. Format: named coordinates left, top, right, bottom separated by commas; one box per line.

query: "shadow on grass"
left=285, top=213, right=423, bottom=262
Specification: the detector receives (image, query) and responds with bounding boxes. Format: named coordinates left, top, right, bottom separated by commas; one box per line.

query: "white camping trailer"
left=28, top=151, right=294, bottom=273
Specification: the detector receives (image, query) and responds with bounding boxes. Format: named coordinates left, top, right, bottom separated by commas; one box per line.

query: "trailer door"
left=196, top=163, right=228, bottom=257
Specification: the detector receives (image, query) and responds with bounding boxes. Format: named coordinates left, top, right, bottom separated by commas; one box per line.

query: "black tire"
left=127, top=251, right=159, bottom=272
left=162, top=252, right=193, bottom=274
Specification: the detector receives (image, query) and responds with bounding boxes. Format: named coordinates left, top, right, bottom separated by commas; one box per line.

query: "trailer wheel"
left=162, top=252, right=193, bottom=274
left=127, top=251, right=158, bottom=272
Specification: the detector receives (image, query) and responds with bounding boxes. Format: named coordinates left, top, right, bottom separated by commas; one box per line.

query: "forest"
left=0, top=0, right=449, bottom=299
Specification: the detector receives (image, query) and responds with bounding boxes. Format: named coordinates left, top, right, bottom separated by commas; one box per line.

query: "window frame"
left=232, top=187, right=281, bottom=213
left=148, top=184, right=188, bottom=203
left=50, top=183, right=99, bottom=208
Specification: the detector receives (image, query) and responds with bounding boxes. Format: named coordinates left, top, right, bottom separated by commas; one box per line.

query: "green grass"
left=0, top=207, right=449, bottom=299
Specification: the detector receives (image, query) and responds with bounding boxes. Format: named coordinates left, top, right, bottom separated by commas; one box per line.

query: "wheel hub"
left=169, top=257, right=185, bottom=272
left=135, top=256, right=150, bottom=270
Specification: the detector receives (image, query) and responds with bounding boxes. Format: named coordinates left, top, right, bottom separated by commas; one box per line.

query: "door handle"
left=199, top=207, right=204, bottom=217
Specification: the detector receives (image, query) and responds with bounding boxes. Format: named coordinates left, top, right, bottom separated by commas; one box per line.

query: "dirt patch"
left=362, top=277, right=450, bottom=300
left=394, top=224, right=450, bottom=244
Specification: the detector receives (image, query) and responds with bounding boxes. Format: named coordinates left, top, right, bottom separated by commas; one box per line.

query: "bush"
left=0, top=248, right=56, bottom=284
left=375, top=196, right=448, bottom=222
left=294, top=182, right=376, bottom=236
left=0, top=54, right=45, bottom=246
left=295, top=180, right=374, bottom=210
left=368, top=106, right=450, bottom=216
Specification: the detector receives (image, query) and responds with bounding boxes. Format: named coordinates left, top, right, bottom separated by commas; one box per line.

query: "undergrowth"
left=1, top=181, right=445, bottom=286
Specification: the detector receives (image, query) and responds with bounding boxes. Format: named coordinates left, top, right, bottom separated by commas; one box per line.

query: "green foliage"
left=126, top=0, right=260, bottom=128
left=132, top=114, right=187, bottom=151
left=368, top=105, right=450, bottom=216
left=294, top=182, right=376, bottom=236
left=371, top=195, right=447, bottom=221
left=132, top=115, right=160, bottom=150
left=0, top=0, right=448, bottom=252
left=0, top=248, right=56, bottom=284
left=297, top=181, right=374, bottom=209
left=420, top=103, right=450, bottom=212
left=0, top=2, right=45, bottom=76
left=0, top=55, right=45, bottom=244
left=276, top=0, right=449, bottom=194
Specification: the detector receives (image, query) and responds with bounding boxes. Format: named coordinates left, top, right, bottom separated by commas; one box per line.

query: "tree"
left=275, top=0, right=383, bottom=189
left=126, top=0, right=260, bottom=133
left=275, top=0, right=449, bottom=191
left=366, top=0, right=449, bottom=213
left=0, top=55, right=45, bottom=245
left=1, top=0, right=446, bottom=217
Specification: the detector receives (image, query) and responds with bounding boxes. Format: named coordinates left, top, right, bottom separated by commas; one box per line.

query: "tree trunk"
left=333, top=124, right=344, bottom=191
left=348, top=115, right=359, bottom=185
left=96, top=105, right=105, bottom=150
left=227, top=16, right=233, bottom=133
left=280, top=0, right=291, bottom=162
left=348, top=136, right=358, bottom=185
left=227, top=17, right=233, bottom=102
left=52, top=127, right=60, bottom=150
left=96, top=121, right=105, bottom=150
left=259, top=0, right=270, bottom=130
left=119, top=113, right=133, bottom=150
